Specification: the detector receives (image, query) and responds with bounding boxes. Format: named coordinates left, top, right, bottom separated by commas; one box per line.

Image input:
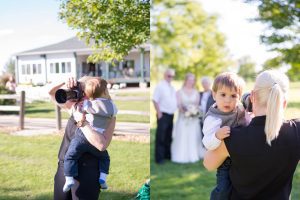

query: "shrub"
left=0, top=85, right=15, bottom=105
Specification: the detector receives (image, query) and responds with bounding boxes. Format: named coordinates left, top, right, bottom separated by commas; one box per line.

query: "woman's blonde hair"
left=254, top=69, right=289, bottom=145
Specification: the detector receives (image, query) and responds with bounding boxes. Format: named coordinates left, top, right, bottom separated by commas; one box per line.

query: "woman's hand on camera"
left=66, top=77, right=77, bottom=89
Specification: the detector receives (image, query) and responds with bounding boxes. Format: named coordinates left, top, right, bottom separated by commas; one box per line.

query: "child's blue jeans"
left=210, top=157, right=232, bottom=200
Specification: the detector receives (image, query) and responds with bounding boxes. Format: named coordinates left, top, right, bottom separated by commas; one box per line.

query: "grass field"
left=0, top=133, right=149, bottom=200
left=150, top=81, right=300, bottom=199
left=2, top=91, right=150, bottom=123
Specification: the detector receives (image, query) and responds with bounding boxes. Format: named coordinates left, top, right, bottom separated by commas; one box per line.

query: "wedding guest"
left=153, top=68, right=177, bottom=164
left=200, top=76, right=215, bottom=115
left=199, top=76, right=215, bottom=140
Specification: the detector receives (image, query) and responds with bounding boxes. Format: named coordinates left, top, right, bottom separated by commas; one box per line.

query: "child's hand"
left=215, top=126, right=230, bottom=140
left=73, top=104, right=85, bottom=122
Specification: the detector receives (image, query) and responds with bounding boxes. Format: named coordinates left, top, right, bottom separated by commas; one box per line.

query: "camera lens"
left=55, top=89, right=79, bottom=103
left=55, top=89, right=68, bottom=103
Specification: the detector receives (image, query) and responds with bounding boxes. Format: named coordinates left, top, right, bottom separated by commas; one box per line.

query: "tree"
left=59, top=0, right=150, bottom=63
left=237, top=56, right=256, bottom=81
left=4, top=58, right=15, bottom=76
left=151, top=0, right=231, bottom=81
left=245, top=0, right=300, bottom=80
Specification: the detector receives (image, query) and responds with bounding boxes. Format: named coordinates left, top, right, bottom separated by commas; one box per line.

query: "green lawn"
left=0, top=133, right=149, bottom=200
left=150, top=129, right=300, bottom=200
left=0, top=91, right=149, bottom=123
left=22, top=99, right=150, bottom=123
left=4, top=90, right=150, bottom=123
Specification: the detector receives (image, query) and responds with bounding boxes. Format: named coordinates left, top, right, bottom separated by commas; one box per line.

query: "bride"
left=171, top=73, right=205, bottom=163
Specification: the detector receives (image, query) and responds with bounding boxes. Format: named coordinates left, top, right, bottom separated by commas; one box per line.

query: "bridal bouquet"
left=184, top=105, right=202, bottom=118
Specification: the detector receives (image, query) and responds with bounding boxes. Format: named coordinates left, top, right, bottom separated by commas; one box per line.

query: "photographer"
left=49, top=77, right=116, bottom=200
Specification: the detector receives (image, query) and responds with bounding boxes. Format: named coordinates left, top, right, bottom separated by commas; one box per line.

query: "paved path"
left=0, top=115, right=149, bottom=136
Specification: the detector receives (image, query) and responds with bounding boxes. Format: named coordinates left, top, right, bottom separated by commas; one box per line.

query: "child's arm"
left=202, top=116, right=224, bottom=150
left=48, top=78, right=77, bottom=113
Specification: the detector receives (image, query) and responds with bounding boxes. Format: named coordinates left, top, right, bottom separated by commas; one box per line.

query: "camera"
left=55, top=82, right=84, bottom=104
left=241, top=92, right=252, bottom=112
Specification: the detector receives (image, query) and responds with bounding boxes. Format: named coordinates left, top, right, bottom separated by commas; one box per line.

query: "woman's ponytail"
left=265, top=83, right=284, bottom=145
left=254, top=70, right=289, bottom=146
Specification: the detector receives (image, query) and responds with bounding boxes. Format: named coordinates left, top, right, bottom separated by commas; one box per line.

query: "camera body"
left=55, top=82, right=84, bottom=104
left=241, top=92, right=252, bottom=112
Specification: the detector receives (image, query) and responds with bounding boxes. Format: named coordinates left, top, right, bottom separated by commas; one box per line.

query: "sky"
left=198, top=0, right=276, bottom=71
left=0, top=0, right=275, bottom=73
left=0, top=0, right=76, bottom=73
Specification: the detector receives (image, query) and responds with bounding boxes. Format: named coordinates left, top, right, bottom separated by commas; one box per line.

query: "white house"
left=15, top=37, right=150, bottom=86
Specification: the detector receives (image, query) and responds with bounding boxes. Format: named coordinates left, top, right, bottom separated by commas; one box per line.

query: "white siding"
left=18, top=55, right=45, bottom=85
left=46, top=53, right=76, bottom=82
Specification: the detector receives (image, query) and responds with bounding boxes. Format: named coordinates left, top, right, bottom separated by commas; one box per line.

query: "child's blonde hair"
left=84, top=77, right=111, bottom=100
left=254, top=69, right=289, bottom=145
left=212, top=72, right=245, bottom=97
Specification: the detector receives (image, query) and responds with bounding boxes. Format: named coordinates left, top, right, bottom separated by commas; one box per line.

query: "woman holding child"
left=204, top=70, right=300, bottom=200
left=171, top=73, right=206, bottom=163
left=49, top=76, right=116, bottom=200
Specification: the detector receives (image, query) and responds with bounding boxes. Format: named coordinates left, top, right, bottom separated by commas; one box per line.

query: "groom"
left=152, top=68, right=177, bottom=164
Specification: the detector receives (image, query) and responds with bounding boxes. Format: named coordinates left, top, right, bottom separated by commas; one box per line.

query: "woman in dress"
left=171, top=73, right=205, bottom=163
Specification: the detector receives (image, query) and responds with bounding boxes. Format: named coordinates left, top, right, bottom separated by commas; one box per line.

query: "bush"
left=0, top=74, right=11, bottom=86
left=0, top=85, right=15, bottom=105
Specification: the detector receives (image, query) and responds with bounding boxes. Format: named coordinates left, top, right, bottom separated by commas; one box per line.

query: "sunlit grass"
left=0, top=133, right=149, bottom=200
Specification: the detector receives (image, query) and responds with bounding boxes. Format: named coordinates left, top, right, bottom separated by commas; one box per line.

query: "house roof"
left=16, top=37, right=150, bottom=56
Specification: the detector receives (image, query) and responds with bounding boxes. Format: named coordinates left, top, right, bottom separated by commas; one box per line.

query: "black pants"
left=155, top=113, right=174, bottom=163
left=64, top=129, right=110, bottom=177
left=54, top=156, right=100, bottom=200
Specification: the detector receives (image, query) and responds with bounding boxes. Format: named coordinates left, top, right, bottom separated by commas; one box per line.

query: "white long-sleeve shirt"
left=202, top=115, right=223, bottom=150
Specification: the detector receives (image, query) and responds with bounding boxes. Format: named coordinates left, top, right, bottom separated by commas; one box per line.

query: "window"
left=27, top=64, right=31, bottom=74
left=38, top=64, right=42, bottom=74
left=62, top=62, right=66, bottom=73
left=55, top=63, right=59, bottom=73
left=33, top=64, right=37, bottom=74
left=22, top=65, right=26, bottom=74
left=66, top=62, right=71, bottom=73
left=50, top=63, right=54, bottom=73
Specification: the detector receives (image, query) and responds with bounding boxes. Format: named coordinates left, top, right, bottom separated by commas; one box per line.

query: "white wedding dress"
left=171, top=89, right=205, bottom=163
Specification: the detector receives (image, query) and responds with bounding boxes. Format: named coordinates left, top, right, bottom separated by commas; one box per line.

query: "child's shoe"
left=63, top=176, right=75, bottom=192
left=99, top=179, right=108, bottom=190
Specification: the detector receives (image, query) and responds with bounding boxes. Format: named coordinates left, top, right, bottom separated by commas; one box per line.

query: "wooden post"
left=19, top=91, right=25, bottom=130
left=55, top=105, right=62, bottom=130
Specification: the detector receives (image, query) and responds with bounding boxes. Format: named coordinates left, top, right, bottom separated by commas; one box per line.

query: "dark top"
left=199, top=91, right=215, bottom=114
left=224, top=116, right=300, bottom=200
left=58, top=116, right=98, bottom=164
